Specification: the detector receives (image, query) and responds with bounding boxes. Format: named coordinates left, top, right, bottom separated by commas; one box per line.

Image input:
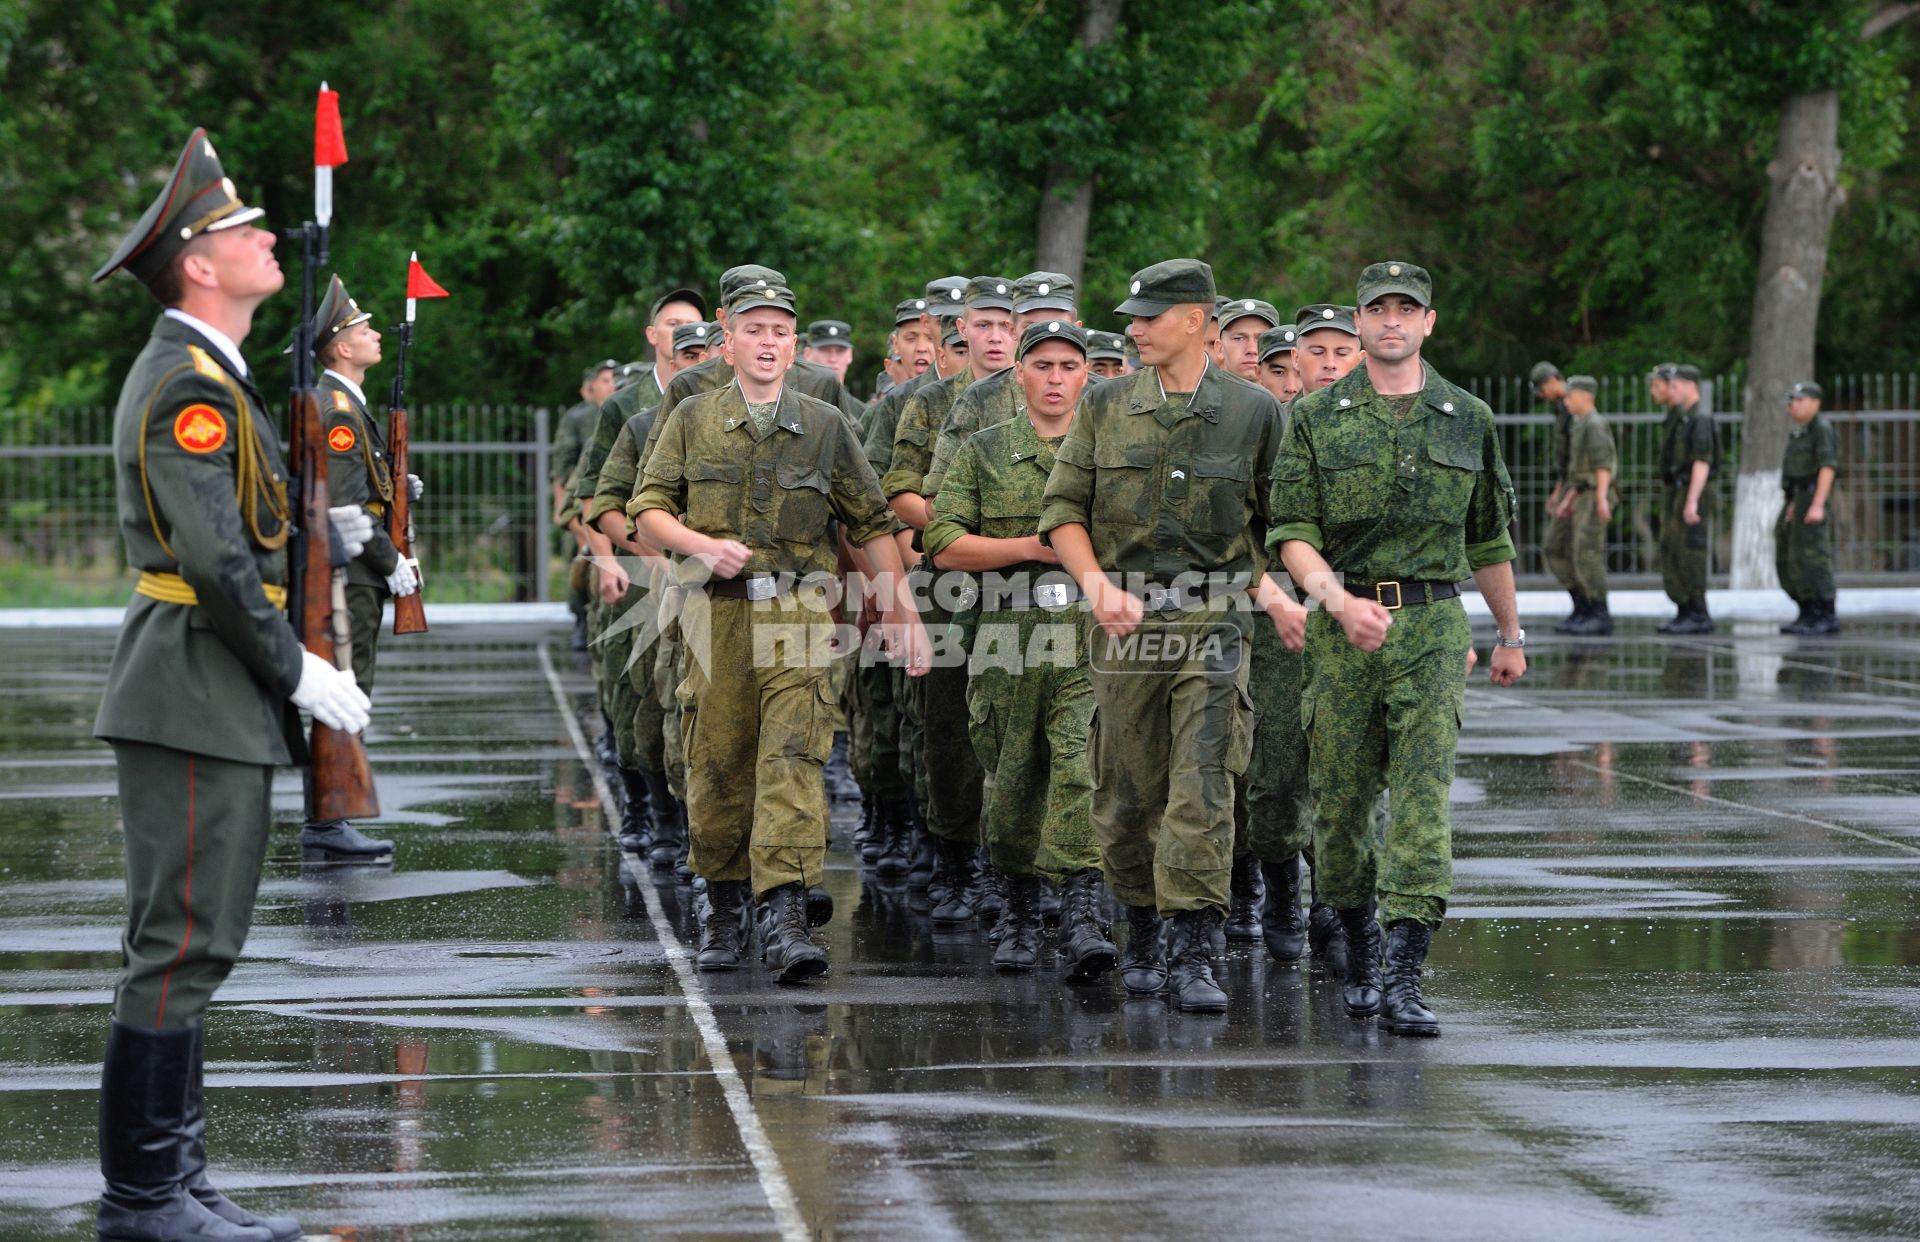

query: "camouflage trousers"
left=675, top=593, right=836, bottom=896
left=892, top=664, right=926, bottom=812
left=568, top=553, right=591, bottom=620
left=1657, top=483, right=1714, bottom=611
left=1568, top=490, right=1611, bottom=600
left=851, top=661, right=907, bottom=799
left=906, top=599, right=982, bottom=844
left=1235, top=616, right=1311, bottom=866
left=966, top=608, right=1096, bottom=881
left=595, top=581, right=644, bottom=770
left=1303, top=600, right=1468, bottom=927
left=1541, top=507, right=1575, bottom=592
left=655, top=628, right=687, bottom=800
left=615, top=585, right=670, bottom=779
left=1086, top=608, right=1253, bottom=916
left=1775, top=500, right=1835, bottom=602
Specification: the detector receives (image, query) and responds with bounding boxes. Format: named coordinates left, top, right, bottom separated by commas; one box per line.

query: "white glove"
left=329, top=505, right=374, bottom=559
left=385, top=560, right=419, bottom=597
left=291, top=650, right=371, bottom=733
left=407, top=473, right=424, bottom=501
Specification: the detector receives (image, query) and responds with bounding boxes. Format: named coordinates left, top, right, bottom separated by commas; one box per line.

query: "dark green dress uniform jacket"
left=319, top=371, right=400, bottom=589
left=94, top=315, right=306, bottom=766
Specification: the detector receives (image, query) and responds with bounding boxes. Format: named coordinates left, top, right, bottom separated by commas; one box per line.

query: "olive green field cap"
left=1294, top=303, right=1357, bottom=337
left=1651, top=363, right=1679, bottom=380
left=1220, top=297, right=1281, bottom=331
left=728, top=283, right=797, bottom=317
left=1530, top=360, right=1562, bottom=386
left=581, top=357, right=619, bottom=384
left=1787, top=380, right=1823, bottom=401
left=1114, top=258, right=1216, bottom=316
left=926, top=276, right=969, bottom=318
left=942, top=324, right=965, bottom=349
left=1671, top=364, right=1702, bottom=382
left=1567, top=375, right=1598, bottom=393
left=93, top=128, right=265, bottom=289
left=1085, top=330, right=1129, bottom=360
left=1257, top=325, right=1299, bottom=361
left=719, top=265, right=786, bottom=301
left=1015, top=319, right=1087, bottom=361
left=673, top=322, right=715, bottom=352
left=894, top=296, right=932, bottom=325
left=965, top=275, right=1016, bottom=311
left=1013, top=271, right=1076, bottom=314
left=1355, top=260, right=1432, bottom=308
left=806, top=320, right=852, bottom=349
left=650, top=285, right=708, bottom=321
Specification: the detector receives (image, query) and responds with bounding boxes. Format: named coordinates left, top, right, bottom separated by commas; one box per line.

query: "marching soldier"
left=1777, top=381, right=1841, bottom=636
left=554, top=360, right=616, bottom=650
left=1086, top=331, right=1131, bottom=381
left=1255, top=325, right=1302, bottom=406
left=1039, top=258, right=1302, bottom=1013
left=90, top=128, right=373, bottom=1242
left=302, top=275, right=419, bottom=863
left=632, top=282, right=931, bottom=983
left=803, top=319, right=854, bottom=383
left=1559, top=376, right=1617, bottom=635
left=1271, top=260, right=1526, bottom=1037
left=1218, top=297, right=1282, bottom=383
left=1656, top=364, right=1719, bottom=634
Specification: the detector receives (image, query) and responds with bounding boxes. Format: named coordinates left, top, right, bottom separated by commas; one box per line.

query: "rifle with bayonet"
left=387, top=250, right=446, bottom=635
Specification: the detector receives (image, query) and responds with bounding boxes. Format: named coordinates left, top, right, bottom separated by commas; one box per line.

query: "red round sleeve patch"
left=327, top=425, right=357, bottom=453
left=172, top=405, right=228, bottom=454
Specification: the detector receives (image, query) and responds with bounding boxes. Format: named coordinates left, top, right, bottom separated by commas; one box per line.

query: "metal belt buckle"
left=1143, top=585, right=1179, bottom=611
left=1035, top=582, right=1070, bottom=609
left=1375, top=580, right=1403, bottom=611
left=745, top=576, right=778, bottom=602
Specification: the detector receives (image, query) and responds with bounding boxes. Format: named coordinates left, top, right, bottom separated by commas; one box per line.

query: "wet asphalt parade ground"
left=1, top=620, right=1918, bottom=1240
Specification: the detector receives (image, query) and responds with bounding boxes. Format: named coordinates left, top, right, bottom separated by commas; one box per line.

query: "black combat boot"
left=1307, top=901, right=1348, bottom=976
left=1380, top=919, right=1440, bottom=1036
left=1669, top=606, right=1715, bottom=635
left=1780, top=598, right=1810, bottom=635
left=874, top=799, right=913, bottom=877
left=760, top=883, right=829, bottom=984
left=1037, top=878, right=1063, bottom=925
left=806, top=886, right=834, bottom=927
left=852, top=798, right=878, bottom=859
left=928, top=837, right=978, bottom=925
left=1554, top=592, right=1586, bottom=634
left=616, top=766, right=651, bottom=854
left=595, top=711, right=620, bottom=769
left=182, top=1023, right=300, bottom=1241
left=1057, top=868, right=1118, bottom=983
left=672, top=807, right=695, bottom=884
left=570, top=612, right=588, bottom=652
left=992, top=876, right=1043, bottom=972
left=1224, top=854, right=1264, bottom=942
left=1165, top=909, right=1229, bottom=1013
left=969, top=853, right=1007, bottom=920
left=1260, top=856, right=1307, bottom=962
left=906, top=817, right=938, bottom=891
left=642, top=770, right=682, bottom=872
left=696, top=880, right=744, bottom=971
left=1119, top=906, right=1167, bottom=995
left=825, top=732, right=862, bottom=804
left=1808, top=598, right=1840, bottom=636
left=300, top=819, right=394, bottom=864
left=1569, top=597, right=1613, bottom=636
left=98, top=1020, right=274, bottom=1242
left=1337, top=906, right=1384, bottom=1018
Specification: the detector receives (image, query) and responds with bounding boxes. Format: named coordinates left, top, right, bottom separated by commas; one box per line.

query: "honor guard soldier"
left=301, top=275, right=417, bottom=862
left=633, top=283, right=931, bottom=982
left=1777, top=381, right=1840, bottom=635
left=90, top=129, right=374, bottom=1242
left=1656, top=364, right=1720, bottom=634
left=1270, top=261, right=1525, bottom=1037
left=1039, top=259, right=1302, bottom=1013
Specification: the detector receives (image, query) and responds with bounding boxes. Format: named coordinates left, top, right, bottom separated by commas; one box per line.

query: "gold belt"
left=366, top=501, right=387, bottom=517
left=136, top=570, right=287, bottom=611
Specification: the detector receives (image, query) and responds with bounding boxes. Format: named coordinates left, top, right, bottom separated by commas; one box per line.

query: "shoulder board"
left=187, top=345, right=225, bottom=381
left=333, top=390, right=352, bottom=412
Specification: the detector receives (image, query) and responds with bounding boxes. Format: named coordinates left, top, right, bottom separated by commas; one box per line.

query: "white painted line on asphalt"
left=538, top=644, right=810, bottom=1242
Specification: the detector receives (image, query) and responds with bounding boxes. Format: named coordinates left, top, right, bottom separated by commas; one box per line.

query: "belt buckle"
left=1143, top=586, right=1177, bottom=611
left=1375, top=580, right=1403, bottom=611
left=745, top=576, right=778, bottom=602
left=1035, top=582, right=1069, bottom=609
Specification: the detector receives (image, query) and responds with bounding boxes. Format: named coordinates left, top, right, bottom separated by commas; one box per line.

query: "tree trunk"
left=1032, top=0, right=1125, bottom=286
left=1732, top=90, right=1843, bottom=589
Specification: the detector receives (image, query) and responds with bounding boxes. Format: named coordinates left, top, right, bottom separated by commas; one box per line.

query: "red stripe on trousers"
left=154, top=755, right=197, bottom=1026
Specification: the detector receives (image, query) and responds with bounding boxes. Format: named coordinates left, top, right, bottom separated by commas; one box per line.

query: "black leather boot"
left=672, top=806, right=695, bottom=884
left=616, top=766, right=651, bottom=854
left=183, top=1024, right=300, bottom=1241
left=97, top=1020, right=273, bottom=1241
left=570, top=612, right=588, bottom=652
left=929, top=838, right=978, bottom=926
left=1165, top=909, right=1229, bottom=1013
left=1780, top=599, right=1809, bottom=635
left=595, top=711, right=620, bottom=769
left=300, top=819, right=394, bottom=864
left=992, top=876, right=1043, bottom=972
left=1307, top=901, right=1348, bottom=975
left=1260, top=856, right=1306, bottom=962
left=759, top=883, right=829, bottom=984
left=906, top=818, right=938, bottom=890
left=969, top=854, right=1007, bottom=920
left=1223, top=854, right=1263, bottom=942
left=643, top=770, right=682, bottom=872
left=1338, top=906, right=1384, bottom=1018
left=806, top=886, right=834, bottom=927
left=1380, top=919, right=1440, bottom=1036
left=874, top=799, right=913, bottom=877
left=697, top=880, right=744, bottom=971
left=1119, top=906, right=1167, bottom=995
left=1809, top=598, right=1840, bottom=635
left=1571, top=597, right=1613, bottom=636
left=1554, top=592, right=1586, bottom=634
left=1057, top=868, right=1118, bottom=983
left=852, top=798, right=878, bottom=858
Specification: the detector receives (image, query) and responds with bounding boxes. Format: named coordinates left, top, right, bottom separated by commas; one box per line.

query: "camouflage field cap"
left=941, top=324, right=966, bottom=350
left=672, top=322, right=715, bottom=353
left=807, top=320, right=852, bottom=349
left=1529, top=361, right=1562, bottom=386
left=1015, top=319, right=1088, bottom=361
left=965, top=275, right=1016, bottom=311
left=306, top=275, right=372, bottom=357
left=1085, top=330, right=1129, bottom=361
left=1787, top=381, right=1823, bottom=401
left=1257, top=325, right=1299, bottom=361
left=1115, top=258, right=1216, bottom=317
left=1220, top=297, right=1282, bottom=331
left=1671, top=364, right=1702, bottom=382
left=1211, top=295, right=1232, bottom=322
left=1651, top=363, right=1679, bottom=380
left=1295, top=303, right=1358, bottom=337
left=926, top=276, right=970, bottom=319
left=719, top=265, right=787, bottom=301
left=728, top=283, right=797, bottom=318
left=93, top=128, right=266, bottom=290
left=581, top=357, right=619, bottom=384
left=1013, top=271, right=1076, bottom=314
left=1356, top=260, right=1432, bottom=308
left=894, top=296, right=932, bottom=325
left=1567, top=375, right=1598, bottom=394
left=651, top=285, right=708, bottom=321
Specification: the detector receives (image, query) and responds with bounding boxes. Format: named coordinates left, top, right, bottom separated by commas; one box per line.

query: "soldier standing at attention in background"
left=1271, top=260, right=1526, bottom=1038
left=1777, top=381, right=1841, bottom=636
left=90, top=128, right=372, bottom=1242
left=1656, top=364, right=1719, bottom=635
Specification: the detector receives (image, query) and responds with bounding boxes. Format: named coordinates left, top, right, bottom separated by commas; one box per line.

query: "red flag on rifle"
left=314, top=85, right=348, bottom=167
left=407, top=256, right=450, bottom=299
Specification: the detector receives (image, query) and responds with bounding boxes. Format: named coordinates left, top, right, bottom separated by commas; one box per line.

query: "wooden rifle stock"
left=292, top=384, right=380, bottom=822
left=388, top=402, right=427, bottom=634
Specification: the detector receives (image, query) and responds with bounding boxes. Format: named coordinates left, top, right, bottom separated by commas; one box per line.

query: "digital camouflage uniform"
left=1657, top=400, right=1719, bottom=614
left=927, top=357, right=1021, bottom=500
left=318, top=369, right=397, bottom=691
left=1268, top=363, right=1516, bottom=927
left=1038, top=361, right=1279, bottom=915
left=1540, top=394, right=1576, bottom=591
left=1240, top=397, right=1311, bottom=870
left=1777, top=411, right=1840, bottom=606
left=862, top=370, right=936, bottom=808
left=926, top=413, right=1096, bottom=881
left=631, top=383, right=900, bottom=895
left=589, top=392, right=676, bottom=782
left=1564, top=409, right=1617, bottom=602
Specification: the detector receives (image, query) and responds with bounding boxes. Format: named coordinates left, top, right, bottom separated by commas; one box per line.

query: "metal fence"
left=2, top=378, right=1915, bottom=605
